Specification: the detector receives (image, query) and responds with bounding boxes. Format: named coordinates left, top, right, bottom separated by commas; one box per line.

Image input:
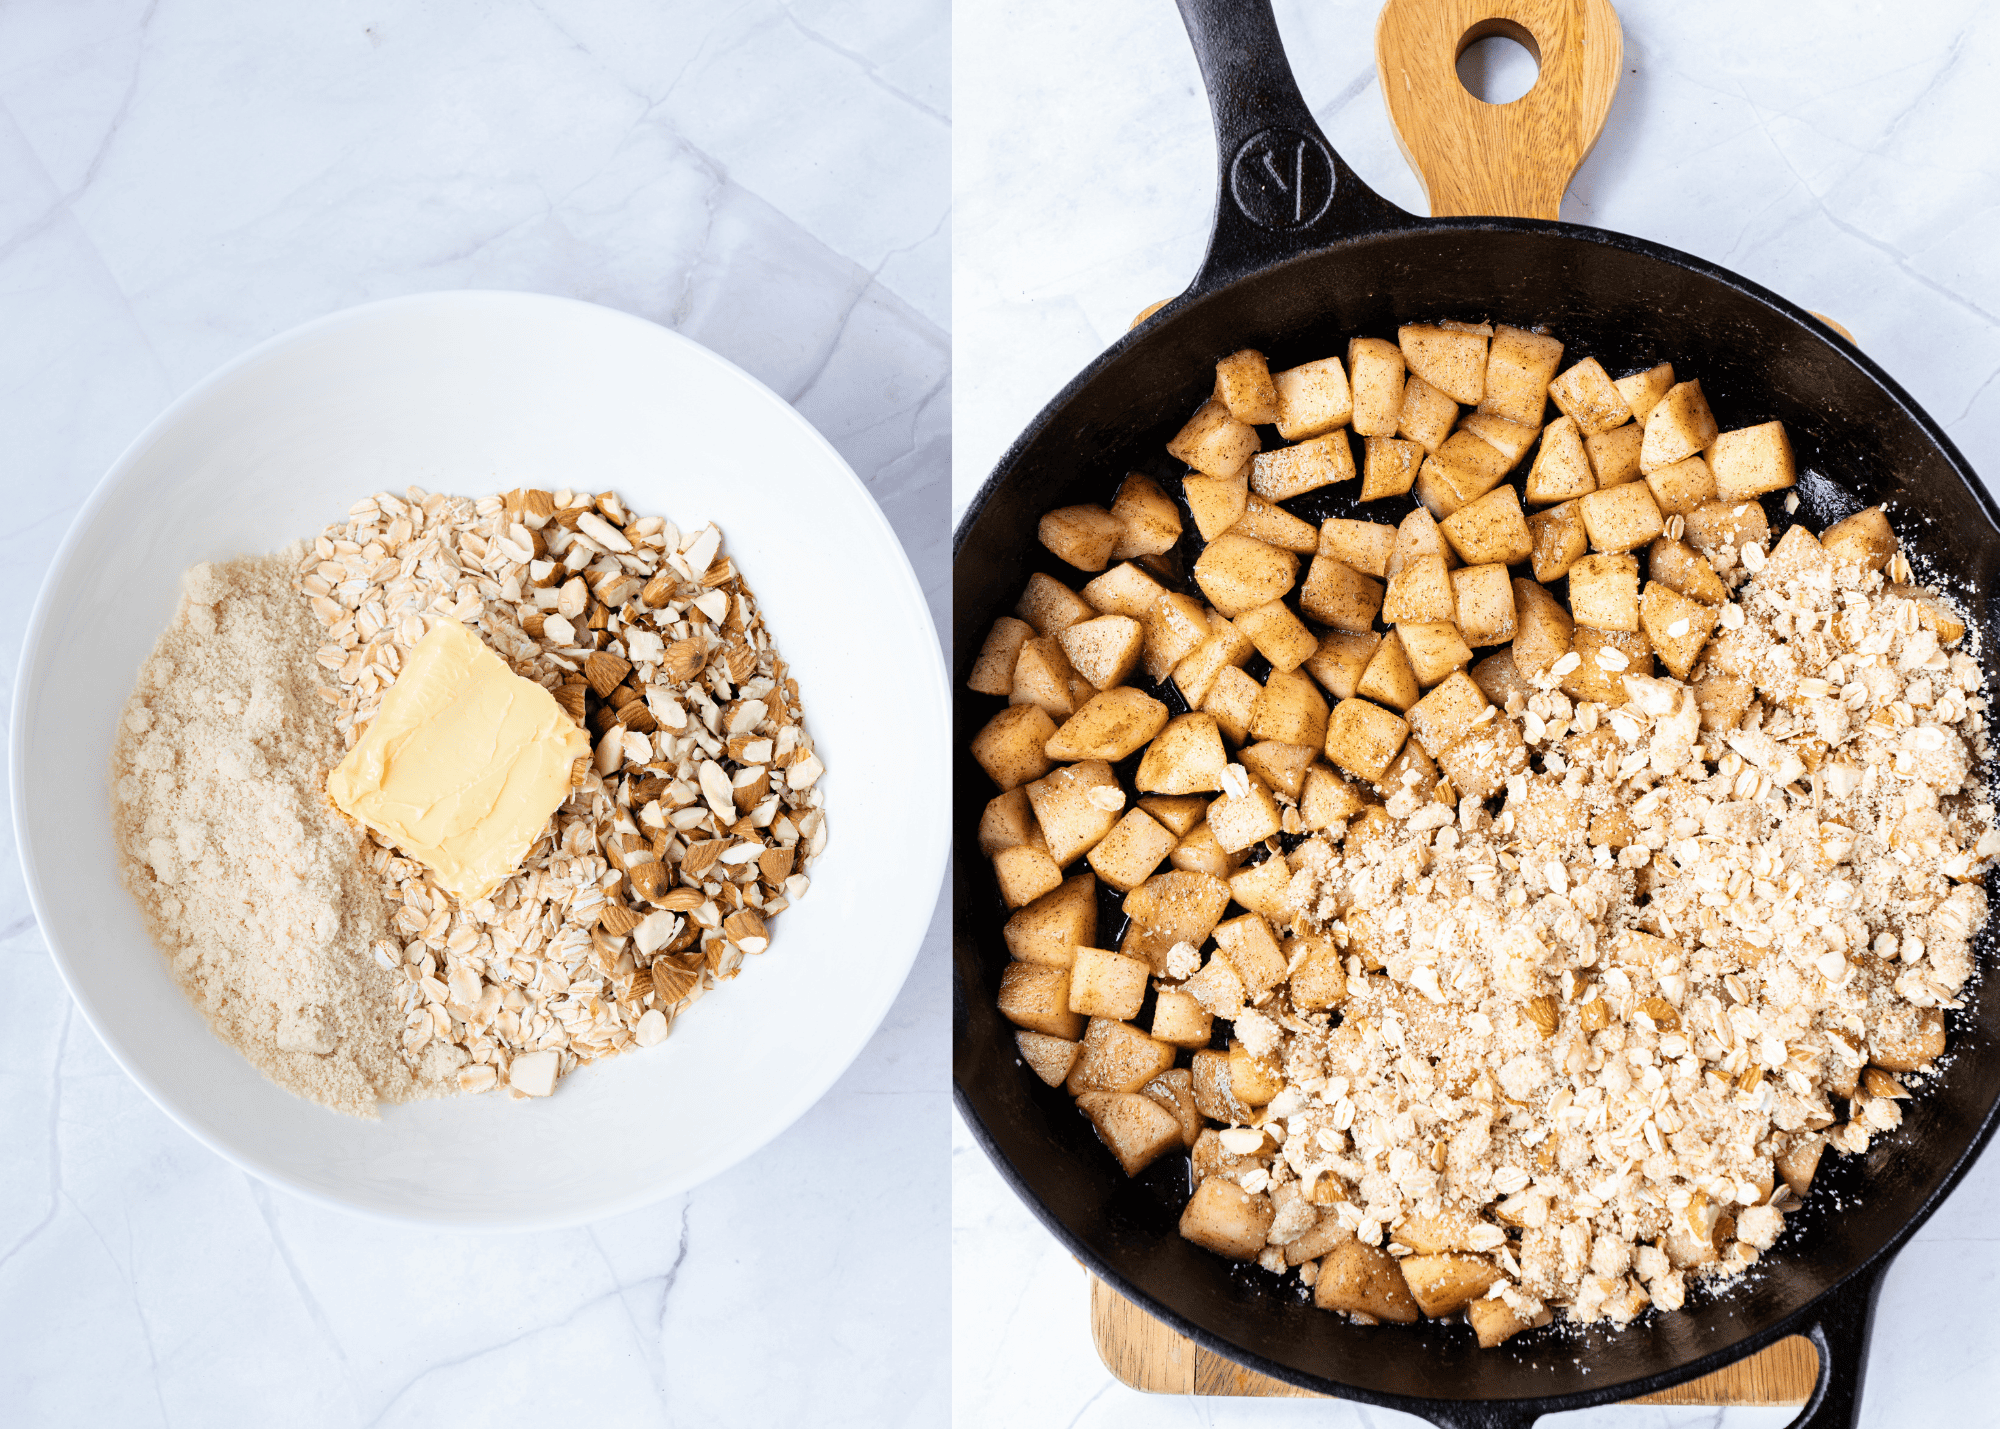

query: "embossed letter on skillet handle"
left=1170, top=0, right=1412, bottom=302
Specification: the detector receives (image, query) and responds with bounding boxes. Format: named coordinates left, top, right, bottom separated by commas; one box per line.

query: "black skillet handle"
left=1406, top=1260, right=1890, bottom=1429
left=1172, top=0, right=1412, bottom=304
left=1780, top=1258, right=1889, bottom=1429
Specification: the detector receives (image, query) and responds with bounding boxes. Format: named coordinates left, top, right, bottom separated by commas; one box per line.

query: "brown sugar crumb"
left=1212, top=533, right=1993, bottom=1328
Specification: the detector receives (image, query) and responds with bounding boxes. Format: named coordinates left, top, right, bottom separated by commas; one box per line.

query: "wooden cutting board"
left=1090, top=1276, right=1816, bottom=1403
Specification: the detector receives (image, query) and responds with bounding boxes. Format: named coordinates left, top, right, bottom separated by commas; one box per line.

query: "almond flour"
left=1213, top=532, right=1995, bottom=1329
left=109, top=552, right=458, bottom=1116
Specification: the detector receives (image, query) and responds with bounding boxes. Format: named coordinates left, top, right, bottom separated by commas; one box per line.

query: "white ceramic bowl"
left=12, top=291, right=948, bottom=1228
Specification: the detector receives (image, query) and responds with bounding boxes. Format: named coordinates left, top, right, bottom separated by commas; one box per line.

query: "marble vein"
left=778, top=2, right=950, bottom=127
left=0, top=1004, right=67, bottom=1278
left=246, top=1181, right=360, bottom=1415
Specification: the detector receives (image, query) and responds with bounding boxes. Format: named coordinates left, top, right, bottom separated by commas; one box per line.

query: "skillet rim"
left=952, top=210, right=2000, bottom=1418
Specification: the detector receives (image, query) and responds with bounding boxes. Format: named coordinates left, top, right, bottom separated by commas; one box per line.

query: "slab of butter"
left=327, top=618, right=592, bottom=902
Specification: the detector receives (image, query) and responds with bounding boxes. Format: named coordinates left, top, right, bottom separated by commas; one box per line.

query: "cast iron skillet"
left=953, top=3, right=2000, bottom=1424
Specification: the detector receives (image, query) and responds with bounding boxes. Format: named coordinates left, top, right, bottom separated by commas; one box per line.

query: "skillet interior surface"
left=953, top=221, right=2000, bottom=1411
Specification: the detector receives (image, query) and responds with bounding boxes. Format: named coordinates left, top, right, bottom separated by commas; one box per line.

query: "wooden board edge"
left=1088, top=1273, right=1814, bottom=1404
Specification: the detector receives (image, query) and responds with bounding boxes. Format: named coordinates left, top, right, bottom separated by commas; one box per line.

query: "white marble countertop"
left=952, top=2, right=2000, bottom=1425
left=0, top=2, right=947, bottom=1424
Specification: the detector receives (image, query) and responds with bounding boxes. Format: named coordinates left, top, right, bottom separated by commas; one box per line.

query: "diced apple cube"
left=1213, top=348, right=1280, bottom=424
left=1143, top=592, right=1210, bottom=682
left=1648, top=536, right=1730, bottom=605
left=1193, top=532, right=1299, bottom=616
left=1441, top=483, right=1532, bottom=566
left=1152, top=989, right=1214, bottom=1049
left=1171, top=613, right=1253, bottom=706
left=1025, top=759, right=1123, bottom=865
left=1215, top=913, right=1287, bottom=998
left=1479, top=324, right=1562, bottom=426
left=1408, top=670, right=1491, bottom=758
left=978, top=786, right=1043, bottom=858
left=1300, top=764, right=1368, bottom=832
left=1232, top=493, right=1321, bottom=553
left=1141, top=1068, right=1203, bottom=1148
left=1240, top=736, right=1320, bottom=800
left=1298, top=556, right=1386, bottom=635
left=1318, top=518, right=1396, bottom=578
left=1121, top=870, right=1231, bottom=971
left=967, top=616, right=1035, bottom=695
left=1512, top=578, right=1574, bottom=679
left=1045, top=688, right=1171, bottom=761
left=1303, top=630, right=1382, bottom=701
left=1644, top=453, right=1716, bottom=516
left=972, top=703, right=1056, bottom=790
left=1250, top=431, right=1353, bottom=500
left=1003, top=871, right=1097, bottom=967
left=1400, top=1254, right=1502, bottom=1317
left=1135, top=712, right=1226, bottom=795
left=992, top=844, right=1063, bottom=909
left=1228, top=1038, right=1283, bottom=1105
left=1170, top=820, right=1240, bottom=880
left=1640, top=580, right=1722, bottom=679
left=1524, top=414, right=1596, bottom=505
left=1183, top=471, right=1249, bottom=541
left=1226, top=849, right=1295, bottom=921
left=1382, top=553, right=1456, bottom=625
left=1821, top=506, right=1896, bottom=571
left=1315, top=1241, right=1420, bottom=1322
left=1015, top=571, right=1095, bottom=635
left=1579, top=481, right=1664, bottom=553
left=1560, top=627, right=1653, bottom=705
left=1325, top=698, right=1410, bottom=783
left=1015, top=1030, right=1080, bottom=1086
left=1399, top=323, right=1488, bottom=404
left=1137, top=794, right=1208, bottom=837
left=1250, top=668, right=1330, bottom=748
left=1201, top=666, right=1262, bottom=745
left=1585, top=421, right=1645, bottom=489
left=1451, top=564, right=1517, bottom=647
left=1077, top=1090, right=1183, bottom=1177
left=1397, top=621, right=1474, bottom=687
left=1180, top=1177, right=1276, bottom=1260
left=1470, top=648, right=1532, bottom=706
left=1348, top=336, right=1407, bottom=436
left=1361, top=434, right=1425, bottom=499
left=1065, top=1016, right=1175, bottom=1097
left=1080, top=562, right=1170, bottom=620
left=1567, top=552, right=1642, bottom=631
left=1272, top=356, right=1353, bottom=440
left=1710, top=420, right=1797, bottom=500
left=1389, top=505, right=1458, bottom=576
left=1684, top=499, right=1770, bottom=563
left=1109, top=472, right=1183, bottom=559
left=1397, top=373, right=1458, bottom=453
left=1640, top=379, right=1719, bottom=473
left=1068, top=945, right=1152, bottom=1018
left=1614, top=361, right=1674, bottom=425
left=997, top=962, right=1083, bottom=1039
left=1038, top=504, right=1125, bottom=572
left=1548, top=355, right=1632, bottom=434
left=1168, top=398, right=1260, bottom=479
left=1207, top=774, right=1283, bottom=853
left=1357, top=628, right=1421, bottom=711
left=1087, top=810, right=1180, bottom=894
